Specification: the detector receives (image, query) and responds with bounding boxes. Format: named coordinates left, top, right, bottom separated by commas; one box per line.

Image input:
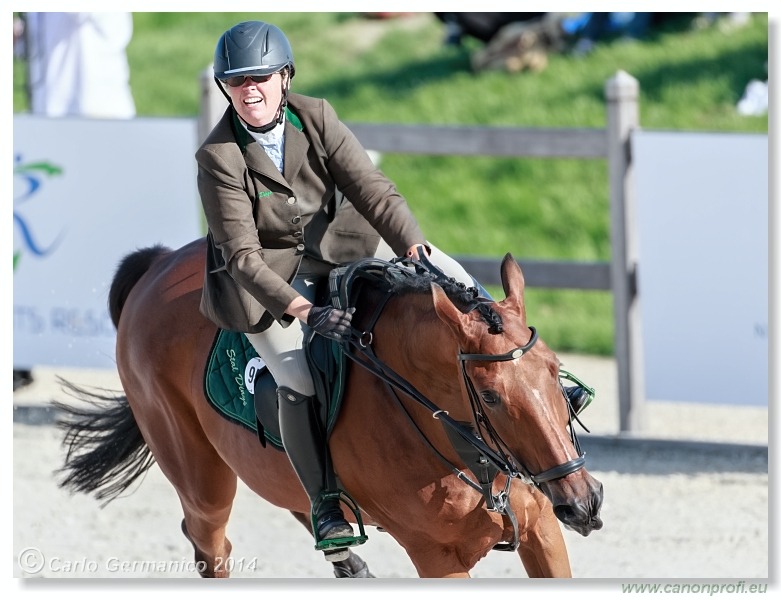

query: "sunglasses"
left=222, top=74, right=274, bottom=88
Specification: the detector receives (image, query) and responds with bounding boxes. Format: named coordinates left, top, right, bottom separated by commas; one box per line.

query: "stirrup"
left=559, top=369, right=595, bottom=415
left=311, top=490, right=368, bottom=553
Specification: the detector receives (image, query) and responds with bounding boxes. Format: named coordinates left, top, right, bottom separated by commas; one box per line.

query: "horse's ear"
left=431, top=282, right=468, bottom=334
left=499, top=253, right=526, bottom=319
left=500, top=253, right=525, bottom=300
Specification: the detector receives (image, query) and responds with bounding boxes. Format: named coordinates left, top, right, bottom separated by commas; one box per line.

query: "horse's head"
left=431, top=254, right=603, bottom=536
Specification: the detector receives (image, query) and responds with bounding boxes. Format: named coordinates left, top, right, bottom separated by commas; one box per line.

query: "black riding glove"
left=306, top=306, right=356, bottom=341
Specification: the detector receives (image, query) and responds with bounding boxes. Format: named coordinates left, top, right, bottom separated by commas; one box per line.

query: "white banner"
left=13, top=116, right=203, bottom=369
left=633, top=131, right=768, bottom=406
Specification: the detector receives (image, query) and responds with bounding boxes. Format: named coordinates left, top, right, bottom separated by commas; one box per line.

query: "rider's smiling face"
left=225, top=71, right=286, bottom=128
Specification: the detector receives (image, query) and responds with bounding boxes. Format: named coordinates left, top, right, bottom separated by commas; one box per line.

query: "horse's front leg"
left=394, top=508, right=505, bottom=578
left=514, top=484, right=572, bottom=577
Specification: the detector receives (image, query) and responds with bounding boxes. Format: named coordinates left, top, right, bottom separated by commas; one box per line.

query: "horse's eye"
left=480, top=390, right=500, bottom=405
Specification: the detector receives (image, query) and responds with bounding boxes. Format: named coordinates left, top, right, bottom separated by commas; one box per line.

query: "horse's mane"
left=383, top=269, right=504, bottom=335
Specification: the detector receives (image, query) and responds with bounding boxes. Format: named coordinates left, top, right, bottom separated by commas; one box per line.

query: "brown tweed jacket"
left=197, top=93, right=425, bottom=332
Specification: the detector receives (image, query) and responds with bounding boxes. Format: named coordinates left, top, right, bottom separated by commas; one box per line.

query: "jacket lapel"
left=244, top=143, right=289, bottom=188
left=229, top=110, right=289, bottom=189
left=282, top=119, right=309, bottom=183
left=229, top=108, right=309, bottom=190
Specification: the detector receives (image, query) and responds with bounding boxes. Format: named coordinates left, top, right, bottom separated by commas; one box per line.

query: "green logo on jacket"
left=257, top=191, right=272, bottom=199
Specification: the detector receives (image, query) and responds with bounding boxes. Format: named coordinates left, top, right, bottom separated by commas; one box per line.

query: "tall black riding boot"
left=564, top=385, right=592, bottom=415
left=277, top=386, right=354, bottom=560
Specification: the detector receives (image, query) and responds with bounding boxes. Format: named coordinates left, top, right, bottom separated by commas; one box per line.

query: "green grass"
left=13, top=12, right=768, bottom=355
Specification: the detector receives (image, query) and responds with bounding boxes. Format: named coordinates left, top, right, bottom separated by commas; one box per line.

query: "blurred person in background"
left=434, top=12, right=564, bottom=73
left=434, top=12, right=547, bottom=46
left=437, top=12, right=731, bottom=73
left=22, top=12, right=135, bottom=118
left=13, top=12, right=136, bottom=389
left=561, top=12, right=654, bottom=56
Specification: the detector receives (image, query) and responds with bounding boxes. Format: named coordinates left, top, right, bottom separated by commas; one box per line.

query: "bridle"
left=331, top=257, right=587, bottom=551
left=457, top=325, right=586, bottom=487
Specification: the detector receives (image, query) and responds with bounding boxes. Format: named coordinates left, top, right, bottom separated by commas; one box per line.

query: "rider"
left=197, top=20, right=480, bottom=561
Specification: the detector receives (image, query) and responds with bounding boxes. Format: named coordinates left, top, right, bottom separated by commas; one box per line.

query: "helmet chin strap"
left=215, top=70, right=290, bottom=134
left=245, top=96, right=285, bottom=133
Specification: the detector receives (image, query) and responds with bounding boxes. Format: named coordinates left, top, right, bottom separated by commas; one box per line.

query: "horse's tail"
left=108, top=244, right=172, bottom=328
left=55, top=245, right=171, bottom=504
left=54, top=380, right=155, bottom=505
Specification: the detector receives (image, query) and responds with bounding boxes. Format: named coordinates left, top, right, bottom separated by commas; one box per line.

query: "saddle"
left=202, top=258, right=407, bottom=450
left=203, top=327, right=346, bottom=450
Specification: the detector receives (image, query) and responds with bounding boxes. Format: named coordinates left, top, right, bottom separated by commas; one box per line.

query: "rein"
left=330, top=257, right=586, bottom=551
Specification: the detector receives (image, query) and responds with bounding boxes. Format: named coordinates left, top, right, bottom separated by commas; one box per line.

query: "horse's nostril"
left=553, top=504, right=577, bottom=523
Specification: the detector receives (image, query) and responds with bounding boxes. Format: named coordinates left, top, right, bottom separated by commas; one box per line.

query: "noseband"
left=457, top=326, right=586, bottom=486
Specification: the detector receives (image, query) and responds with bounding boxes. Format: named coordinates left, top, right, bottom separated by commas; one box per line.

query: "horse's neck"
left=376, top=293, right=461, bottom=401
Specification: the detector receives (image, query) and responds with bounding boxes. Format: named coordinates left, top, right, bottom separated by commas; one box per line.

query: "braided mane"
left=385, top=268, right=504, bottom=334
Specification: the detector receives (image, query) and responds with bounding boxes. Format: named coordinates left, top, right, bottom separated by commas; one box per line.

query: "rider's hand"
left=306, top=306, right=356, bottom=341
left=405, top=244, right=430, bottom=260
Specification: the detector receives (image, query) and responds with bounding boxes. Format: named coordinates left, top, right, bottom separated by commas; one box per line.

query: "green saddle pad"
left=203, top=328, right=348, bottom=449
left=203, top=329, right=263, bottom=432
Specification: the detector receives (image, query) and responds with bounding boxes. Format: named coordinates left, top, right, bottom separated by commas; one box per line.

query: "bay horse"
left=55, top=237, right=603, bottom=578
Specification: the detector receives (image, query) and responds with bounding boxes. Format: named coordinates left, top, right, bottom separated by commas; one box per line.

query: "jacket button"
left=291, top=215, right=301, bottom=224
left=296, top=243, right=305, bottom=252
left=287, top=197, right=296, bottom=205
left=293, top=231, right=302, bottom=238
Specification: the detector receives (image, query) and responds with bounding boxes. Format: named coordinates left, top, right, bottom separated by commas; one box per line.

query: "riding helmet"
left=213, top=21, right=295, bottom=80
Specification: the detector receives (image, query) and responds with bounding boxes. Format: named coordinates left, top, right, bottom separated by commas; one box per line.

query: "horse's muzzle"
left=541, top=472, right=604, bottom=537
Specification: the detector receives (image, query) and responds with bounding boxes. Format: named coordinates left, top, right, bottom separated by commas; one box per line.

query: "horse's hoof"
left=348, top=563, right=374, bottom=578
left=332, top=551, right=376, bottom=578
left=324, top=548, right=350, bottom=562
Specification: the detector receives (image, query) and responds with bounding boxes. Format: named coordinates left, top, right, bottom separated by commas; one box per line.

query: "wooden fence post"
left=198, top=65, right=225, bottom=145
left=605, top=70, right=645, bottom=433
